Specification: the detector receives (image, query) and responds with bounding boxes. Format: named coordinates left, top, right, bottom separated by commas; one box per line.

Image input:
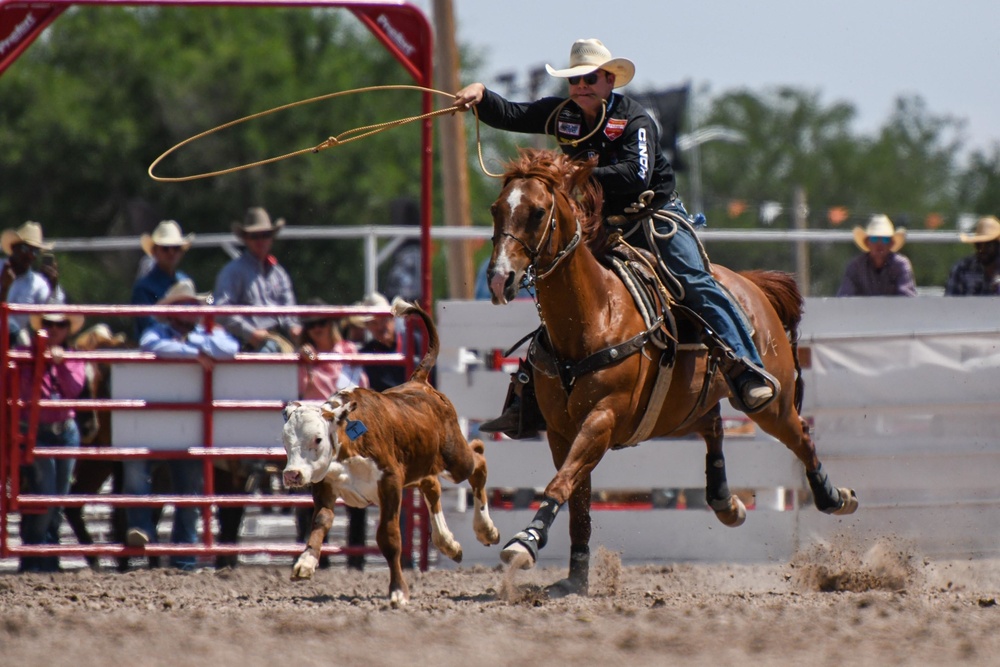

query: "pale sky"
left=414, top=0, right=1000, bottom=153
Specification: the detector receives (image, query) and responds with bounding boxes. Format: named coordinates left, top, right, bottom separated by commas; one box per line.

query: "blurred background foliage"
left=2, top=6, right=999, bottom=308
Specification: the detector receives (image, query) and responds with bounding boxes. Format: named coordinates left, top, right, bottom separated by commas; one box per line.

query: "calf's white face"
left=281, top=398, right=352, bottom=488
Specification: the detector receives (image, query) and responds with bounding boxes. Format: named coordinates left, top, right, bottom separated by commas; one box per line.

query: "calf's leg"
left=376, top=475, right=409, bottom=607
left=291, top=480, right=336, bottom=580
left=419, top=476, right=462, bottom=562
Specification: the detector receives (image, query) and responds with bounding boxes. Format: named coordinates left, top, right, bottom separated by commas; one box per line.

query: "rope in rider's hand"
left=147, top=85, right=503, bottom=182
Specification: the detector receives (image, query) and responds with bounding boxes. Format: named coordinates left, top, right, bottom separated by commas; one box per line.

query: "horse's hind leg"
left=754, top=409, right=858, bottom=515
left=698, top=406, right=746, bottom=527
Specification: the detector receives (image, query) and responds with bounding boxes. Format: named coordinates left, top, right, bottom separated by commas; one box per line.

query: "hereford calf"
left=282, top=298, right=500, bottom=607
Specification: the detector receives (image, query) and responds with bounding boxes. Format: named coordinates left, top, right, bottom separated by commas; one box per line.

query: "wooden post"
left=433, top=0, right=475, bottom=299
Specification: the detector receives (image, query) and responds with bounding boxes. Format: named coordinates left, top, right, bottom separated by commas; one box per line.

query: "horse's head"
left=486, top=149, right=603, bottom=304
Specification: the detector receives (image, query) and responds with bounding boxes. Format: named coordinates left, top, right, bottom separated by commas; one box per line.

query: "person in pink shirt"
left=17, top=311, right=87, bottom=572
left=298, top=298, right=369, bottom=400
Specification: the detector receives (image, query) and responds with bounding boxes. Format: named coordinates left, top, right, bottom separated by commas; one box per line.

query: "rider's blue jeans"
left=627, top=199, right=765, bottom=369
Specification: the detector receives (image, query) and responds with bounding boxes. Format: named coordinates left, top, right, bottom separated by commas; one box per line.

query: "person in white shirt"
left=1, top=221, right=66, bottom=345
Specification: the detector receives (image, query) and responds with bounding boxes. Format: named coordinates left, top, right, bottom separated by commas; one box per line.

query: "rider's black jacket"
left=475, top=89, right=676, bottom=216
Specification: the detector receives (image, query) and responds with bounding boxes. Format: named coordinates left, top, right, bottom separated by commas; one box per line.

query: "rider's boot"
left=724, top=357, right=780, bottom=414
left=479, top=361, right=545, bottom=439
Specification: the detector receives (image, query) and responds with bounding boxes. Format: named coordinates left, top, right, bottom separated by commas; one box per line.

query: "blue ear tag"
left=345, top=419, right=368, bottom=441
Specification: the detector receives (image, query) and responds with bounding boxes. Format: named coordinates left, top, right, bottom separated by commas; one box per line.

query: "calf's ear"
left=282, top=401, right=302, bottom=422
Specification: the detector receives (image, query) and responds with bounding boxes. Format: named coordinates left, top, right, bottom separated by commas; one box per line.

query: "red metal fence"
left=1, top=301, right=431, bottom=569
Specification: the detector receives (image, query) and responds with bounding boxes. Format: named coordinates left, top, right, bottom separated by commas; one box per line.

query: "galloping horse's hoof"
left=500, top=531, right=540, bottom=570
left=713, top=495, right=747, bottom=527
left=832, top=488, right=859, bottom=515
left=545, top=576, right=588, bottom=599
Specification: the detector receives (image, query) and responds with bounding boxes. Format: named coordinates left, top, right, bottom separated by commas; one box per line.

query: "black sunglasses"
left=42, top=320, right=71, bottom=329
left=304, top=319, right=332, bottom=330
left=567, top=72, right=601, bottom=86
left=244, top=232, right=274, bottom=241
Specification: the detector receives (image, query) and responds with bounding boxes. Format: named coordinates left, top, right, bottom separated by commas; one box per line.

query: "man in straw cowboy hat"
left=1, top=221, right=66, bottom=346
left=125, top=279, right=239, bottom=569
left=837, top=214, right=917, bottom=297
left=15, top=310, right=87, bottom=571
left=453, top=38, right=778, bottom=434
left=213, top=207, right=301, bottom=352
left=946, top=215, right=1000, bottom=296
left=132, top=219, right=195, bottom=338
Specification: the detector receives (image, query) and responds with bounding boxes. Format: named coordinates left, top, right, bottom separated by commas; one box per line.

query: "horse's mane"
left=502, top=148, right=612, bottom=256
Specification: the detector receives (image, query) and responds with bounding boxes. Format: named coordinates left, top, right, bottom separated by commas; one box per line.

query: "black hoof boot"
left=500, top=529, right=541, bottom=569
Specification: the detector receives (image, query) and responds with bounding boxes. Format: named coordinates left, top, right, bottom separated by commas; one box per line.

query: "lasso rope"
left=148, top=84, right=513, bottom=182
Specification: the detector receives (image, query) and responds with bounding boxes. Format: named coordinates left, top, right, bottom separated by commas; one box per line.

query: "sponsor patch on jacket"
left=558, top=121, right=581, bottom=137
left=604, top=118, right=627, bottom=141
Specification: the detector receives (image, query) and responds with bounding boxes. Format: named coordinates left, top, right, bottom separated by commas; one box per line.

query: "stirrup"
left=724, top=360, right=780, bottom=414
left=479, top=405, right=522, bottom=434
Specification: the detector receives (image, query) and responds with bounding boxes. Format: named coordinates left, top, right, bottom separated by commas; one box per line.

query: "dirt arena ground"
left=2, top=538, right=999, bottom=666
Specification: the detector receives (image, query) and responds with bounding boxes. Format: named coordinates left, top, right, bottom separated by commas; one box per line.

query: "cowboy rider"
left=453, top=38, right=778, bottom=436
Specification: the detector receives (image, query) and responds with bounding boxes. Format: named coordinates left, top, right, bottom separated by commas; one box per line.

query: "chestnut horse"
left=486, top=149, right=858, bottom=597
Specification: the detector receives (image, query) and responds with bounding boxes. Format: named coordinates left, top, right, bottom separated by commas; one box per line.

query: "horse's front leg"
left=544, top=473, right=592, bottom=598
left=501, top=410, right=613, bottom=580
left=699, top=405, right=746, bottom=527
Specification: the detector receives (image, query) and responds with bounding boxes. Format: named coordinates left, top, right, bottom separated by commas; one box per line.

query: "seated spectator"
left=837, top=215, right=917, bottom=296
left=296, top=298, right=370, bottom=569
left=213, top=207, right=300, bottom=352
left=124, top=280, right=239, bottom=570
left=131, top=219, right=195, bottom=338
left=358, top=292, right=407, bottom=391
left=17, top=311, right=87, bottom=572
left=298, top=298, right=370, bottom=397
left=1, top=221, right=66, bottom=346
left=945, top=215, right=1000, bottom=296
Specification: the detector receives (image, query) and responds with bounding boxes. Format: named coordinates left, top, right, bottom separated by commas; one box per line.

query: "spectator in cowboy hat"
left=837, top=214, right=917, bottom=296
left=125, top=279, right=239, bottom=570
left=945, top=215, right=1000, bottom=296
left=16, top=310, right=87, bottom=572
left=1, top=221, right=66, bottom=345
left=131, top=219, right=195, bottom=338
left=213, top=207, right=300, bottom=352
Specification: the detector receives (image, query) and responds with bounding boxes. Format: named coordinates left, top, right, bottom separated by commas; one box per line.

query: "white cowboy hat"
left=29, top=311, right=86, bottom=336
left=1, top=221, right=54, bottom=256
left=545, top=38, right=635, bottom=89
left=231, top=207, right=285, bottom=237
left=353, top=291, right=391, bottom=324
left=959, top=215, right=1000, bottom=244
left=140, top=220, right=194, bottom=257
left=157, top=279, right=210, bottom=306
left=852, top=214, right=906, bottom=253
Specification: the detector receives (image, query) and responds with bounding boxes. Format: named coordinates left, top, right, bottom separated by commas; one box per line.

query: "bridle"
left=497, top=188, right=583, bottom=283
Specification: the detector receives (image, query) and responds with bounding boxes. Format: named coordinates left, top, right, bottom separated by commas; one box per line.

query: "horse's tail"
left=390, top=297, right=438, bottom=385
left=742, top=270, right=805, bottom=413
